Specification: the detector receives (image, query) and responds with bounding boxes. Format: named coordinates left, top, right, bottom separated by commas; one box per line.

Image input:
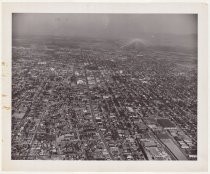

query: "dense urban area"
left=12, top=36, right=197, bottom=160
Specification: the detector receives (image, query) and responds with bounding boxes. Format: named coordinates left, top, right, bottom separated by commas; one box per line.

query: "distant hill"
left=121, top=38, right=148, bottom=51
left=120, top=33, right=197, bottom=53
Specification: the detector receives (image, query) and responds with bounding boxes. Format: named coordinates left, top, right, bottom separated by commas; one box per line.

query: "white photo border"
left=1, top=1, right=208, bottom=172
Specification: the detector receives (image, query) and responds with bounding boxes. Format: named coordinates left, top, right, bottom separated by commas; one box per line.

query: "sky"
left=13, top=13, right=197, bottom=39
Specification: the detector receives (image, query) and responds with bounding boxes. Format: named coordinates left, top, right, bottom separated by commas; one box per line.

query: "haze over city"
left=13, top=14, right=197, bottom=48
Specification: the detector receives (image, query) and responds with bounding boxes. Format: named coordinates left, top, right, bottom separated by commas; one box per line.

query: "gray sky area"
left=13, top=13, right=197, bottom=39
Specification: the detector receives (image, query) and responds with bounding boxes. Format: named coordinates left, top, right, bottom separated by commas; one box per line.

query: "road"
left=83, top=66, right=114, bottom=160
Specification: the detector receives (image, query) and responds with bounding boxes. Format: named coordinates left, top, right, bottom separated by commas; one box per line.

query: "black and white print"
left=12, top=14, right=197, bottom=160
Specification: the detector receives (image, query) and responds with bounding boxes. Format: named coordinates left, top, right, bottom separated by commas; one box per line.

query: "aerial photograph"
left=12, top=14, right=197, bottom=160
